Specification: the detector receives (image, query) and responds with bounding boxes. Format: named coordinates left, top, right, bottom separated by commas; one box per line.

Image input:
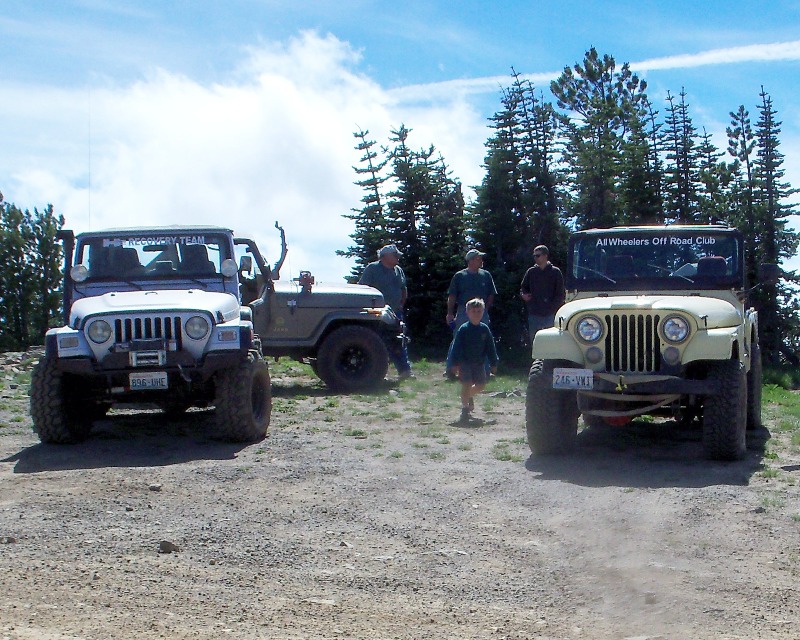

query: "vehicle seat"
left=606, top=255, right=634, bottom=279
left=89, top=246, right=113, bottom=278
left=179, top=244, right=216, bottom=275
left=696, top=256, right=727, bottom=278
left=110, top=247, right=144, bottom=276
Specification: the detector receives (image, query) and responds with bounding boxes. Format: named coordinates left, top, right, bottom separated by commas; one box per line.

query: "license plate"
left=552, top=367, right=594, bottom=390
left=129, top=371, right=168, bottom=390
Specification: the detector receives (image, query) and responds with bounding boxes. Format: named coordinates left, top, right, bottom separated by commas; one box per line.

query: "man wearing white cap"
left=359, top=244, right=413, bottom=379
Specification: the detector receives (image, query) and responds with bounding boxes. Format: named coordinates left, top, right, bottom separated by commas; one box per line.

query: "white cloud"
left=1, top=31, right=490, bottom=282
left=631, top=40, right=800, bottom=71
left=4, top=33, right=800, bottom=284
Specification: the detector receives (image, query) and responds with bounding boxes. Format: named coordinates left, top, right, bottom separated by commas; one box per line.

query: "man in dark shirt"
left=520, top=245, right=565, bottom=341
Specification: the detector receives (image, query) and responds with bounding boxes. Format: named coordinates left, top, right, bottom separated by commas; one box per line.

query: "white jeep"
left=29, top=226, right=271, bottom=443
left=525, top=225, right=778, bottom=461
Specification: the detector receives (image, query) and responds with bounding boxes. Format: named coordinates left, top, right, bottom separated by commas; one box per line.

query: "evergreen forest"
left=2, top=49, right=799, bottom=371
left=341, top=49, right=800, bottom=367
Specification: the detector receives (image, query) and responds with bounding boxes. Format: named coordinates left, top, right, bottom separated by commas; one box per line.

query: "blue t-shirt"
left=359, top=261, right=407, bottom=313
left=448, top=268, right=497, bottom=307
left=448, top=268, right=497, bottom=325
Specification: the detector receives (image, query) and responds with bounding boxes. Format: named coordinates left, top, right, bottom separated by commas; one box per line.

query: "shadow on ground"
left=524, top=419, right=769, bottom=489
left=2, top=409, right=253, bottom=474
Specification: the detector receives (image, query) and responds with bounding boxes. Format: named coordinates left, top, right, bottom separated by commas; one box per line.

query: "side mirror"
left=758, top=263, right=779, bottom=286
left=239, top=255, right=253, bottom=275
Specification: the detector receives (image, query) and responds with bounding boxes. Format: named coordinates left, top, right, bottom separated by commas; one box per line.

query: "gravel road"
left=1, top=354, right=799, bottom=639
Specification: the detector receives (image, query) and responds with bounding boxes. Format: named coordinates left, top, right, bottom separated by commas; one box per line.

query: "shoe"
left=459, top=407, right=471, bottom=423
left=443, top=369, right=457, bottom=381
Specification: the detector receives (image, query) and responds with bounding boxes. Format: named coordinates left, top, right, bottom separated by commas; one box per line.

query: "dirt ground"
left=1, top=352, right=799, bottom=640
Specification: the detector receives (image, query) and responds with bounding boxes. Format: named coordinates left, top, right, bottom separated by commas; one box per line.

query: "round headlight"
left=185, top=315, right=210, bottom=340
left=87, top=319, right=112, bottom=344
left=576, top=316, right=603, bottom=343
left=662, top=315, right=690, bottom=343
left=70, top=264, right=89, bottom=283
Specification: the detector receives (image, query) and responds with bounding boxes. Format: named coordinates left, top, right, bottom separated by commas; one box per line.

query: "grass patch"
left=343, top=428, right=368, bottom=438
left=389, top=450, right=404, bottom=458
left=491, top=442, right=524, bottom=463
left=418, top=426, right=445, bottom=439
left=761, top=493, right=786, bottom=509
left=427, top=451, right=446, bottom=461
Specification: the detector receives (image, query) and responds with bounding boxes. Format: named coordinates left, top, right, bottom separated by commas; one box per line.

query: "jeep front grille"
left=603, top=313, right=662, bottom=373
left=114, top=316, right=183, bottom=346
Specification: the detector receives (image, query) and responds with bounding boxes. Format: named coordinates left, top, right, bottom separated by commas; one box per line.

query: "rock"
left=158, top=540, right=180, bottom=554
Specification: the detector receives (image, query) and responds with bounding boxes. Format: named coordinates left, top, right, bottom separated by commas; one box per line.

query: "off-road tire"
left=525, top=359, right=579, bottom=455
left=29, top=358, right=92, bottom=444
left=746, top=343, right=763, bottom=431
left=702, top=360, right=747, bottom=461
left=214, top=353, right=271, bottom=442
left=316, top=326, right=389, bottom=392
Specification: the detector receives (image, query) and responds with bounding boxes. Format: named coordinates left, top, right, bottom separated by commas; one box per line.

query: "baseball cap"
left=465, top=248, right=486, bottom=261
left=378, top=244, right=402, bottom=257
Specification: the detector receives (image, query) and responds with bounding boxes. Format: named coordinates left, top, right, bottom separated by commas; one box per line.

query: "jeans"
left=390, top=311, right=412, bottom=373
left=528, top=314, right=555, bottom=342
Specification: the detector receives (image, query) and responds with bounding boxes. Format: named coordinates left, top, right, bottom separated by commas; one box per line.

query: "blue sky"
left=2, top=1, right=800, bottom=280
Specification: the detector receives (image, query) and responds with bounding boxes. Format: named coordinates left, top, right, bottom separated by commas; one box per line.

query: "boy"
left=450, top=298, right=499, bottom=422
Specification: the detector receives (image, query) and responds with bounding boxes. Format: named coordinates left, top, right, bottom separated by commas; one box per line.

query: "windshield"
left=568, top=229, right=744, bottom=292
left=77, top=232, right=230, bottom=280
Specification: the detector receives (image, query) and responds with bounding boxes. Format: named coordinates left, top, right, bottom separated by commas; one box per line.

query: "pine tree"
left=0, top=198, right=64, bottom=349
left=695, top=127, right=732, bottom=224
left=662, top=89, right=701, bottom=224
left=550, top=48, right=649, bottom=229
left=618, top=99, right=662, bottom=225
left=339, top=129, right=390, bottom=280
left=471, top=74, right=569, bottom=362
left=727, top=105, right=758, bottom=284
left=751, top=87, right=800, bottom=363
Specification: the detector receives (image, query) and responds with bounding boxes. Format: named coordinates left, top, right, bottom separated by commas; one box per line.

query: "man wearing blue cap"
left=359, top=244, right=414, bottom=379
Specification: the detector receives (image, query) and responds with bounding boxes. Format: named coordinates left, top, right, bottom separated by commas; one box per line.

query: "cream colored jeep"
left=526, top=225, right=777, bottom=461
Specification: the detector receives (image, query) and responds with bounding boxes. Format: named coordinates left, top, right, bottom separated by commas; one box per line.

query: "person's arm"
left=486, top=326, right=499, bottom=369
left=450, top=326, right=464, bottom=364
left=520, top=268, right=532, bottom=302
left=554, top=268, right=565, bottom=308
left=398, top=267, right=408, bottom=308
left=484, top=273, right=497, bottom=311
left=446, top=294, right=457, bottom=322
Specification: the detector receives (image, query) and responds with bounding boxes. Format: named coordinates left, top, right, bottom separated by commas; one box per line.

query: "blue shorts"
left=458, top=362, right=488, bottom=385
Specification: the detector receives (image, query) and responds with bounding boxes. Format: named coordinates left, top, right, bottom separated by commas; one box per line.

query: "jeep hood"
left=559, top=295, right=742, bottom=329
left=70, top=289, right=241, bottom=323
left=272, top=280, right=385, bottom=309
